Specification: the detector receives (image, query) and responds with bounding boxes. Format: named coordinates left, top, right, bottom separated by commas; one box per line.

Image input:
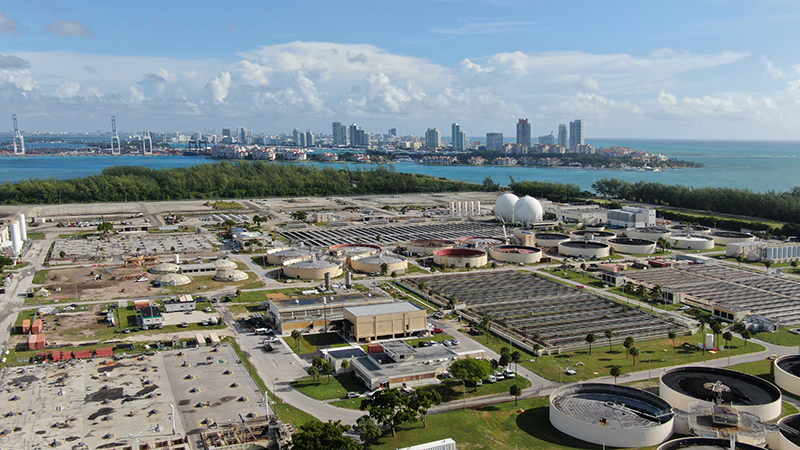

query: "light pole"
left=461, top=379, right=466, bottom=411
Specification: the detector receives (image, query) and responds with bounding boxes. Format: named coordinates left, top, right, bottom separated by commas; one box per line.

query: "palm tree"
left=668, top=331, right=677, bottom=350
left=649, top=285, right=663, bottom=304
left=604, top=329, right=614, bottom=351
left=308, top=365, right=319, bottom=384
left=291, top=330, right=302, bottom=351
left=623, top=336, right=635, bottom=360
left=341, top=359, right=351, bottom=374
left=480, top=315, right=494, bottom=343
left=510, top=351, right=521, bottom=373
left=736, top=254, right=744, bottom=267
left=610, top=366, right=621, bottom=384
left=629, top=346, right=640, bottom=365
left=709, top=321, right=723, bottom=349
left=585, top=333, right=596, bottom=355
left=741, top=330, right=752, bottom=346
left=635, top=284, right=648, bottom=307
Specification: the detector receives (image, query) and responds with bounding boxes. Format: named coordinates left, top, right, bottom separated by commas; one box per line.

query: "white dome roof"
left=150, top=263, right=180, bottom=274
left=155, top=273, right=192, bottom=286
left=214, top=269, right=248, bottom=282
left=514, top=196, right=543, bottom=224
left=495, top=193, right=519, bottom=223
left=215, top=259, right=238, bottom=270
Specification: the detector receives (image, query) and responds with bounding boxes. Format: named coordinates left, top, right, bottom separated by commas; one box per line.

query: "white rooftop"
left=345, top=302, right=423, bottom=317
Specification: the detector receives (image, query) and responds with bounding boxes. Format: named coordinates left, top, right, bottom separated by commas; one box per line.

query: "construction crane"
left=141, top=130, right=153, bottom=155
left=12, top=114, right=24, bottom=155
left=110, top=116, right=121, bottom=155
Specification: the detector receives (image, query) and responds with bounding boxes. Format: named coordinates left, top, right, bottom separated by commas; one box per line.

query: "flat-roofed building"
left=162, top=294, right=196, bottom=312
left=266, top=292, right=394, bottom=335
left=137, top=306, right=164, bottom=327
left=346, top=340, right=461, bottom=389
left=343, top=302, right=427, bottom=342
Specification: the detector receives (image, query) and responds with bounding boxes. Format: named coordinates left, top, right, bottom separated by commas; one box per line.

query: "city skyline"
left=2, top=2, right=800, bottom=139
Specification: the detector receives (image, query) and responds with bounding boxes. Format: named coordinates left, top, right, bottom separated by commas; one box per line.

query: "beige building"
left=343, top=302, right=427, bottom=342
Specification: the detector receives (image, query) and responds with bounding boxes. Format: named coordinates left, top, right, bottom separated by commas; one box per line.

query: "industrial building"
left=550, top=204, right=607, bottom=225
left=608, top=206, right=656, bottom=228
left=264, top=292, right=393, bottom=335
left=162, top=294, right=196, bottom=312
left=346, top=340, right=462, bottom=390
left=727, top=240, right=800, bottom=263
left=213, top=269, right=248, bottom=282
left=342, top=302, right=427, bottom=342
left=549, top=383, right=674, bottom=448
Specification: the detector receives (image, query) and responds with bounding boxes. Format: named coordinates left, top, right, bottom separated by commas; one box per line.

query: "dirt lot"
left=37, top=266, right=162, bottom=301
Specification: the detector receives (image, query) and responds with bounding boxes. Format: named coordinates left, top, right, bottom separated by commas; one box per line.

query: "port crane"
left=110, top=116, right=121, bottom=155
left=141, top=130, right=153, bottom=155
left=12, top=114, right=24, bottom=155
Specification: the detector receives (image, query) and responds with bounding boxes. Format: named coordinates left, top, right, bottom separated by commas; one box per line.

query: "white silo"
left=513, top=196, right=543, bottom=225
left=174, top=254, right=180, bottom=264
left=457, top=202, right=463, bottom=215
left=9, top=221, right=21, bottom=257
left=470, top=201, right=476, bottom=214
left=450, top=202, right=455, bottom=216
left=18, top=214, right=26, bottom=241
left=495, top=193, right=519, bottom=223
left=476, top=201, right=481, bottom=216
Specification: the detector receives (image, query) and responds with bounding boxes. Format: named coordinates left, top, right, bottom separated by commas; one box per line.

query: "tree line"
left=0, top=162, right=482, bottom=204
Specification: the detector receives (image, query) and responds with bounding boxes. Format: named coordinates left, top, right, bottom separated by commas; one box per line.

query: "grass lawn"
left=26, top=231, right=45, bottom=240
left=747, top=327, right=800, bottom=347
left=291, top=373, right=366, bottom=400
left=32, top=269, right=49, bottom=284
left=287, top=332, right=348, bottom=355
left=546, top=269, right=606, bottom=289
left=371, top=395, right=631, bottom=450
left=479, top=330, right=763, bottom=383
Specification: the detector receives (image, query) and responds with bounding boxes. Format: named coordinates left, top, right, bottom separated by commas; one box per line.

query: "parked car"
left=485, top=375, right=497, bottom=383
left=493, top=371, right=505, bottom=381
left=180, top=322, right=189, bottom=328
left=432, top=311, right=445, bottom=319
left=449, top=339, right=459, bottom=346
left=503, top=369, right=516, bottom=378
left=346, top=392, right=360, bottom=399
left=431, top=327, right=444, bottom=334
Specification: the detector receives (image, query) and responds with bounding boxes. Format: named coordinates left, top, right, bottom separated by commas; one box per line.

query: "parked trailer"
left=195, top=332, right=206, bottom=347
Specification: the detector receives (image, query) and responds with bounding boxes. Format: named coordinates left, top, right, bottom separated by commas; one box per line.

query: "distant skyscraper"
left=305, top=131, right=314, bottom=147
left=558, top=124, right=568, bottom=148
left=349, top=124, right=370, bottom=147
left=451, top=123, right=468, bottom=151
left=332, top=122, right=348, bottom=146
left=425, top=128, right=441, bottom=149
left=293, top=128, right=303, bottom=147
left=569, top=120, right=584, bottom=151
left=516, top=119, right=531, bottom=148
left=238, top=127, right=247, bottom=145
left=486, top=133, right=504, bottom=151
left=388, top=128, right=397, bottom=137
left=538, top=132, right=555, bottom=145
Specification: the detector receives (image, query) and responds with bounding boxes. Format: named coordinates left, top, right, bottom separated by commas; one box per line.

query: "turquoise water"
left=1, top=139, right=799, bottom=193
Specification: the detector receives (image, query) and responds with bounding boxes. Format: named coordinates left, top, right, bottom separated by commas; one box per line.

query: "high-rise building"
left=332, top=122, right=348, bottom=146
left=538, top=132, right=555, bottom=145
left=486, top=133, right=504, bottom=151
left=516, top=119, right=531, bottom=148
left=558, top=124, right=568, bottom=148
left=293, top=128, right=303, bottom=147
left=388, top=128, right=397, bottom=137
left=451, top=123, right=468, bottom=151
left=425, top=128, right=441, bottom=149
left=305, top=131, right=314, bottom=147
left=349, top=124, right=370, bottom=147
left=222, top=128, right=232, bottom=138
left=569, top=120, right=584, bottom=151
left=238, top=127, right=247, bottom=145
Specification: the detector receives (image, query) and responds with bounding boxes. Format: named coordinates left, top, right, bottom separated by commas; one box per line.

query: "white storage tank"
left=283, top=258, right=343, bottom=280
left=710, top=231, right=756, bottom=246
left=9, top=221, right=21, bottom=257
left=350, top=253, right=407, bottom=275
left=488, top=245, right=542, bottom=264
left=18, top=214, right=26, bottom=241
left=625, top=227, right=671, bottom=241
left=558, top=240, right=610, bottom=259
left=657, top=437, right=765, bottom=450
left=668, top=235, right=715, bottom=250
left=433, top=248, right=487, bottom=268
left=774, top=355, right=800, bottom=398
left=550, top=383, right=674, bottom=448
left=494, top=193, right=519, bottom=223
left=608, top=237, right=657, bottom=255
left=777, top=414, right=800, bottom=450
left=513, top=195, right=543, bottom=225
left=570, top=229, right=616, bottom=243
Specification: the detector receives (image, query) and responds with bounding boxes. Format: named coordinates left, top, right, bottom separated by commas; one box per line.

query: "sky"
left=2, top=0, right=800, bottom=140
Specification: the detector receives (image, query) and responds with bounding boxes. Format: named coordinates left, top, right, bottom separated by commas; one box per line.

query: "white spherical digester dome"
left=513, top=196, right=543, bottom=224
left=494, top=193, right=519, bottom=223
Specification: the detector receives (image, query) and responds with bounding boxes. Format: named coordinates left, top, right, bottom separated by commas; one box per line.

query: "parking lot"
left=52, top=233, right=214, bottom=260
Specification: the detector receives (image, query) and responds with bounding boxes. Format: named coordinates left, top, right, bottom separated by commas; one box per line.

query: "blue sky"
left=2, top=0, right=800, bottom=140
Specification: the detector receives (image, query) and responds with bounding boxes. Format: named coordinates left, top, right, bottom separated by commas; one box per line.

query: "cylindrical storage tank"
left=494, top=193, right=519, bottom=223
left=625, top=227, right=671, bottom=241
left=150, top=263, right=180, bottom=274
left=778, top=414, right=800, bottom=450
left=18, top=214, right=26, bottom=241
left=657, top=437, right=764, bottom=450
left=10, top=221, right=21, bottom=257
left=513, top=196, right=543, bottom=225
left=558, top=241, right=610, bottom=259
left=659, top=366, right=782, bottom=421
left=174, top=253, right=180, bottom=264
left=513, top=230, right=537, bottom=246
left=710, top=231, right=756, bottom=246
left=450, top=202, right=455, bottom=215
left=350, top=254, right=407, bottom=275
left=433, top=248, right=487, bottom=268
left=534, top=233, right=570, bottom=248
left=550, top=383, right=674, bottom=448
left=460, top=236, right=504, bottom=249
left=775, top=355, right=800, bottom=397
left=266, top=247, right=315, bottom=265
left=570, top=230, right=617, bottom=243
left=406, top=239, right=456, bottom=256
left=489, top=245, right=542, bottom=264
left=668, top=225, right=711, bottom=235
left=609, top=237, right=657, bottom=255
left=283, top=259, right=343, bottom=280
left=330, top=244, right=381, bottom=259
left=476, top=201, right=481, bottom=216
left=668, top=235, right=715, bottom=250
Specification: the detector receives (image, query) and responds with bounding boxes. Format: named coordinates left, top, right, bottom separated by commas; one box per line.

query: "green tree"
left=668, top=331, right=677, bottom=350
left=510, top=350, right=521, bottom=373
left=610, top=365, right=622, bottom=384
left=623, top=336, right=635, bottom=360
left=291, top=330, right=302, bottom=351
left=709, top=321, right=723, bottom=349
left=649, top=285, right=663, bottom=304
left=410, top=389, right=442, bottom=428
left=291, top=211, right=308, bottom=221
left=380, top=263, right=389, bottom=278
left=289, top=420, right=358, bottom=450
left=353, top=415, right=381, bottom=449
left=340, top=359, right=351, bottom=374
left=723, top=331, right=733, bottom=349
left=764, top=260, right=773, bottom=271
left=322, top=361, right=335, bottom=383
left=96, top=221, right=114, bottom=235
left=360, top=388, right=416, bottom=437
left=629, top=346, right=640, bottom=365
left=308, top=365, right=320, bottom=384
left=741, top=330, right=752, bottom=346
left=585, top=333, right=596, bottom=355
left=479, top=315, right=494, bottom=343
left=604, top=329, right=614, bottom=351
left=509, top=384, right=522, bottom=405
left=635, top=284, right=648, bottom=307
left=736, top=254, right=745, bottom=267
left=449, top=358, right=492, bottom=392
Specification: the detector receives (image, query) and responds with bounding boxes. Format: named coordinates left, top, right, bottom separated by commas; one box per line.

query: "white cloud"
left=55, top=80, right=81, bottom=98
left=206, top=71, right=231, bottom=103
left=0, top=12, right=19, bottom=35
left=46, top=20, right=94, bottom=38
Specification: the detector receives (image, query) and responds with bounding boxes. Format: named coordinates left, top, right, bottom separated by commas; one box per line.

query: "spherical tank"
left=494, top=193, right=519, bottom=223
left=513, top=196, right=543, bottom=225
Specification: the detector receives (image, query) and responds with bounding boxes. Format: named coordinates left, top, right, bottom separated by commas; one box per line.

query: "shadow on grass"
left=516, top=407, right=603, bottom=449
left=476, top=405, right=500, bottom=412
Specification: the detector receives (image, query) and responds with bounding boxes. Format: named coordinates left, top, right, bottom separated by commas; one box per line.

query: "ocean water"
left=1, top=139, right=799, bottom=193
